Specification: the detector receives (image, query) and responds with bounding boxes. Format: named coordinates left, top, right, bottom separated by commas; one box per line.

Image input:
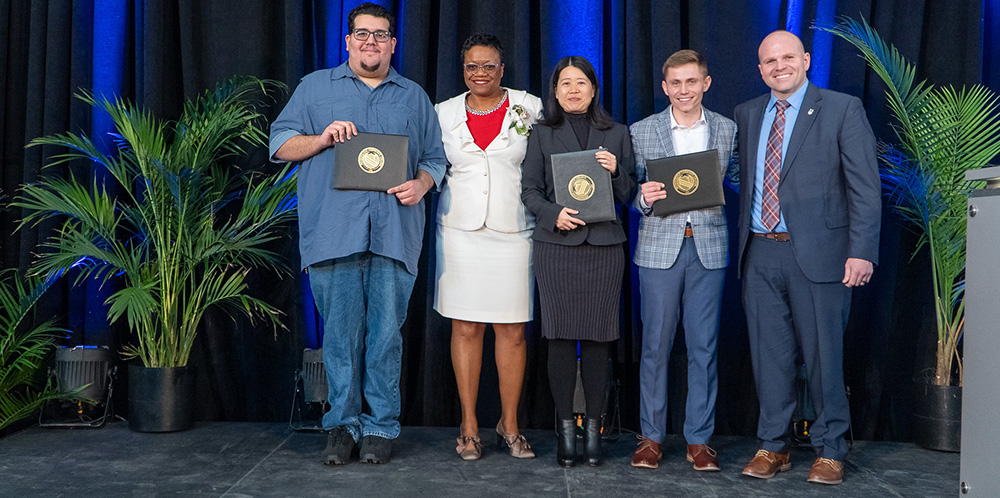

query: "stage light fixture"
left=561, top=357, right=621, bottom=441
left=39, top=345, right=117, bottom=428
left=791, top=362, right=854, bottom=448
left=289, top=348, right=328, bottom=432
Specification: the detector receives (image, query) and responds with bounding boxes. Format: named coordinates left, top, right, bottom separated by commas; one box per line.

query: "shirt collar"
left=330, top=61, right=407, bottom=89
left=668, top=106, right=707, bottom=129
left=767, top=79, right=809, bottom=112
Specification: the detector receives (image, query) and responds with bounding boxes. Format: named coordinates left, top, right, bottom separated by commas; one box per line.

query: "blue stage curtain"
left=0, top=0, right=993, bottom=435
left=987, top=0, right=1000, bottom=90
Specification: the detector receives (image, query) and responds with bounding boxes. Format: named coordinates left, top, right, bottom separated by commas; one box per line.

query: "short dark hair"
left=348, top=2, right=395, bottom=35
left=541, top=55, right=615, bottom=130
left=662, top=49, right=708, bottom=78
left=461, top=33, right=504, bottom=63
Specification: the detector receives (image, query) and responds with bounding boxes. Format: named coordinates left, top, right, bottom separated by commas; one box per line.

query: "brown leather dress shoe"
left=741, top=449, right=791, bottom=478
left=630, top=436, right=662, bottom=469
left=807, top=457, right=844, bottom=484
left=686, top=444, right=720, bottom=471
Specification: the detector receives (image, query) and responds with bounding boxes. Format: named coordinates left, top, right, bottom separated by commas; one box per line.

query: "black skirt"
left=533, top=240, right=624, bottom=342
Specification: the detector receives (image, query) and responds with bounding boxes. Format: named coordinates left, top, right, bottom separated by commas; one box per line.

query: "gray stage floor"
left=0, top=422, right=958, bottom=497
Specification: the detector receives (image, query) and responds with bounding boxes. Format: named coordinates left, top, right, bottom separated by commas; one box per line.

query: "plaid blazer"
left=630, top=106, right=738, bottom=270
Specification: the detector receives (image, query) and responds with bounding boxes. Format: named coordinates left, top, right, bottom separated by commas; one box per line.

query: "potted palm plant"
left=817, top=17, right=1000, bottom=451
left=0, top=269, right=85, bottom=434
left=14, top=76, right=297, bottom=432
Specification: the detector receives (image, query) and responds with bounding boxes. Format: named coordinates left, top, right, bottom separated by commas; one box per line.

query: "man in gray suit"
left=735, top=31, right=880, bottom=485
left=629, top=50, right=738, bottom=471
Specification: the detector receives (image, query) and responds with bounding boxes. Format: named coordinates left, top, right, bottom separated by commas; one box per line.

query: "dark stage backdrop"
left=2, top=0, right=996, bottom=442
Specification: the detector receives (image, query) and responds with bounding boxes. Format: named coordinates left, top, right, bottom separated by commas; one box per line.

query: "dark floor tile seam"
left=686, top=471, right=727, bottom=497
left=562, top=467, right=572, bottom=498
left=845, top=459, right=907, bottom=498
left=0, top=426, right=33, bottom=444
left=218, top=429, right=295, bottom=498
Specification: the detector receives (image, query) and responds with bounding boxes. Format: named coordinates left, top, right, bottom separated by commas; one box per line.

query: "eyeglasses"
left=463, top=63, right=502, bottom=74
left=351, top=29, right=392, bottom=42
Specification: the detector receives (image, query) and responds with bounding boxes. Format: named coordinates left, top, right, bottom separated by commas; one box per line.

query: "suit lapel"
left=705, top=110, right=729, bottom=172
left=655, top=108, right=676, bottom=157
left=705, top=109, right=719, bottom=152
left=554, top=121, right=582, bottom=152
left=585, top=125, right=607, bottom=151
left=490, top=89, right=515, bottom=151
left=746, top=98, right=766, bottom=183
left=455, top=117, right=479, bottom=153
left=780, top=83, right=821, bottom=185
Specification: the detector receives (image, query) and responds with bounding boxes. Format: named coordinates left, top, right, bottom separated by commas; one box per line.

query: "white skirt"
left=434, top=224, right=534, bottom=323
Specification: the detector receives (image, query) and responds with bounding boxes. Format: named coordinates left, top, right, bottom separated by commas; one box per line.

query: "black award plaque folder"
left=551, top=149, right=615, bottom=223
left=645, top=149, right=724, bottom=217
left=332, top=132, right=409, bottom=191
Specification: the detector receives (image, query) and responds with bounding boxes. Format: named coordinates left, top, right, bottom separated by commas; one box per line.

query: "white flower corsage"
left=509, top=104, right=532, bottom=137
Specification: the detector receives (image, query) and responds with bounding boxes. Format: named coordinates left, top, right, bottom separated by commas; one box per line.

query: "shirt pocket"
left=371, top=101, right=412, bottom=136
left=306, top=98, right=359, bottom=134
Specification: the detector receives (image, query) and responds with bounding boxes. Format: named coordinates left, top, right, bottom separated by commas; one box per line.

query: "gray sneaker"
left=323, top=427, right=356, bottom=465
left=360, top=435, right=392, bottom=464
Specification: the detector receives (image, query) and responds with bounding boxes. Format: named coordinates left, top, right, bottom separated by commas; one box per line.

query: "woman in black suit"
left=520, top=55, right=637, bottom=467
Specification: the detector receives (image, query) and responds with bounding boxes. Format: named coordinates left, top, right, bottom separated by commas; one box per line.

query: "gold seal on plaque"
left=358, top=147, right=385, bottom=174
left=672, top=169, right=699, bottom=196
left=568, top=174, right=595, bottom=201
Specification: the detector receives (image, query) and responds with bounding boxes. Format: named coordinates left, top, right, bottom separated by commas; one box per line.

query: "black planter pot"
left=912, top=383, right=961, bottom=452
left=128, top=364, right=194, bottom=432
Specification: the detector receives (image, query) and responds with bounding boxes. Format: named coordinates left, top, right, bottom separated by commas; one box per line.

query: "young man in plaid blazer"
left=628, top=49, right=738, bottom=471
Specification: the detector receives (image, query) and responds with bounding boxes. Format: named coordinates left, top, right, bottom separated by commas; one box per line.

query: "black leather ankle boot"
left=557, top=419, right=577, bottom=467
left=583, top=417, right=603, bottom=466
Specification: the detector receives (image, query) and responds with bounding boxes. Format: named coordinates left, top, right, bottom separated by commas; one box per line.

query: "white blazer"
left=435, top=88, right=543, bottom=233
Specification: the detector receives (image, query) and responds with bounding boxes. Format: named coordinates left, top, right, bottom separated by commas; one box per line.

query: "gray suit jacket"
left=521, top=120, right=637, bottom=246
left=734, top=83, right=881, bottom=282
left=630, top=106, right=738, bottom=270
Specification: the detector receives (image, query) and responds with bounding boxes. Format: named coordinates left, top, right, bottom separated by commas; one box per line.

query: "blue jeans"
left=309, top=252, right=416, bottom=441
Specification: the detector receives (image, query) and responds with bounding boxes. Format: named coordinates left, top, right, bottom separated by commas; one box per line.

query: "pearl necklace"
left=465, top=91, right=508, bottom=116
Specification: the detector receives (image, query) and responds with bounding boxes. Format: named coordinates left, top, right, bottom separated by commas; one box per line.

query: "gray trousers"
left=743, top=236, right=852, bottom=461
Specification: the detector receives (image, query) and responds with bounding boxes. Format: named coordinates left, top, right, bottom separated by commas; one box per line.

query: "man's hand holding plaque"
left=644, top=149, right=725, bottom=217
left=641, top=180, right=668, bottom=206
left=332, top=131, right=409, bottom=192
left=322, top=120, right=359, bottom=145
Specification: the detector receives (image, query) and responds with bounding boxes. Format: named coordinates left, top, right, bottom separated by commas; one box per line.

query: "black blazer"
left=521, top=120, right=637, bottom=246
left=734, top=83, right=881, bottom=282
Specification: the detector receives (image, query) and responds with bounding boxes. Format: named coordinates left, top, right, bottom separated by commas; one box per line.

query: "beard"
left=360, top=59, right=382, bottom=73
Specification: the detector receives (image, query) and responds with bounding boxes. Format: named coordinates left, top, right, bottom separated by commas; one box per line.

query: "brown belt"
left=754, top=232, right=790, bottom=242
left=684, top=226, right=694, bottom=237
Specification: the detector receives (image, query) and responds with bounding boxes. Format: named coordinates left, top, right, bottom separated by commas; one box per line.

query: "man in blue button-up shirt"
left=269, top=2, right=446, bottom=466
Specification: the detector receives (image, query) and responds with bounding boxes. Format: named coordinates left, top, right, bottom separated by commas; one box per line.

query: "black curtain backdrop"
left=1, top=0, right=992, bottom=442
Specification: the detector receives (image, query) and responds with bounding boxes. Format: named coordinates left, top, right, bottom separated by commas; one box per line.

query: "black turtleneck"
left=566, top=112, right=590, bottom=149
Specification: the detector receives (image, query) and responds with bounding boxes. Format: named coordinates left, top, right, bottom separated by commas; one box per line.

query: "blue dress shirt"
left=269, top=63, right=447, bottom=274
left=750, top=80, right=810, bottom=234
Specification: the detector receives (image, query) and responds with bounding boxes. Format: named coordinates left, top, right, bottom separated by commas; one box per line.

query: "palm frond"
left=816, top=17, right=1000, bottom=386
left=0, top=270, right=84, bottom=431
left=15, top=76, right=292, bottom=368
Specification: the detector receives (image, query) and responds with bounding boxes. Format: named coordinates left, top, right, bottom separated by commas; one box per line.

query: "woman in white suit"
left=434, top=33, right=543, bottom=461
